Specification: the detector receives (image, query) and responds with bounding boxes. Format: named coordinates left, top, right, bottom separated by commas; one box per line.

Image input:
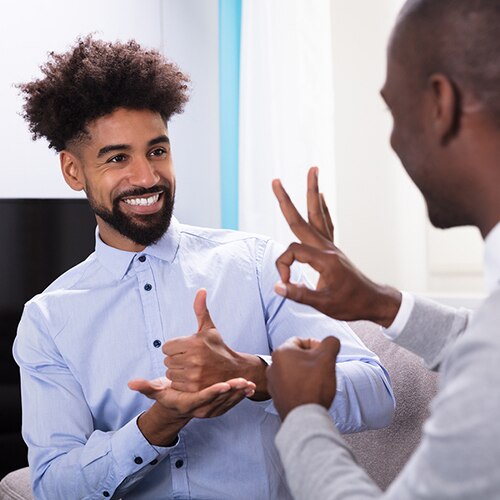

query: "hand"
left=272, top=166, right=401, bottom=327
left=128, top=376, right=256, bottom=446
left=163, top=289, right=269, bottom=399
left=266, top=336, right=340, bottom=420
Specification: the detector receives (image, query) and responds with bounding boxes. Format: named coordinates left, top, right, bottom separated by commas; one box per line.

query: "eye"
left=149, top=147, right=168, bottom=158
left=107, top=153, right=128, bottom=163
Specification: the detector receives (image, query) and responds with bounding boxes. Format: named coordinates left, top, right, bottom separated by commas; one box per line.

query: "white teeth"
left=123, top=193, right=160, bottom=206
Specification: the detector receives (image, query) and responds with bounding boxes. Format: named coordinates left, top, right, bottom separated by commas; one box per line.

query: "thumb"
left=320, top=336, right=341, bottom=360
left=193, top=288, right=216, bottom=331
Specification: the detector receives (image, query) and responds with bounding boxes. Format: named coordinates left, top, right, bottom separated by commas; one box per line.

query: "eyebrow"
left=96, top=135, right=170, bottom=158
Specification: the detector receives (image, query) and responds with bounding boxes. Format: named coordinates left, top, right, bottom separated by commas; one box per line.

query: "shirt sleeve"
left=381, top=291, right=415, bottom=340
left=256, top=239, right=395, bottom=433
left=13, top=301, right=177, bottom=500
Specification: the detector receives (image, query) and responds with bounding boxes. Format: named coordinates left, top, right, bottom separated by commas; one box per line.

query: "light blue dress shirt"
left=14, top=218, right=394, bottom=500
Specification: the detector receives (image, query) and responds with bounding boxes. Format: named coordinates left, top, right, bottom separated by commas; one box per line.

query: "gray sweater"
left=275, top=292, right=500, bottom=499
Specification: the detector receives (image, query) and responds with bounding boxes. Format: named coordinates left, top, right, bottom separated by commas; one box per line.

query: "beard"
left=87, top=184, right=175, bottom=247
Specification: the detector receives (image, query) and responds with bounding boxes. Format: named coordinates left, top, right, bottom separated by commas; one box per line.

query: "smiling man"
left=13, top=36, right=394, bottom=499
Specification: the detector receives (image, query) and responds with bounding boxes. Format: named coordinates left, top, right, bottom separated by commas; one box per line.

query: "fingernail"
left=274, top=282, right=287, bottom=297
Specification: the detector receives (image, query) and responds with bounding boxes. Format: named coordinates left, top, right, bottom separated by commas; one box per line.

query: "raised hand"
left=272, top=166, right=401, bottom=327
left=266, top=336, right=340, bottom=420
left=163, top=289, right=269, bottom=399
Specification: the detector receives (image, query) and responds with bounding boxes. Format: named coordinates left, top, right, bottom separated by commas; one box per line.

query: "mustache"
left=115, top=185, right=170, bottom=202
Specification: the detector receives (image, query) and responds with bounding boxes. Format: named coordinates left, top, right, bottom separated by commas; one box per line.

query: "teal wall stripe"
left=219, top=0, right=241, bottom=229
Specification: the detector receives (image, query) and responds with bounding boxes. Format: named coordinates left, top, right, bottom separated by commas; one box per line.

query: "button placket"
left=135, top=259, right=164, bottom=375
left=170, top=434, right=189, bottom=497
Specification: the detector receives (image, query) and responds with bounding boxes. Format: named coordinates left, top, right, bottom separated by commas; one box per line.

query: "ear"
left=60, top=150, right=85, bottom=191
left=428, top=73, right=461, bottom=144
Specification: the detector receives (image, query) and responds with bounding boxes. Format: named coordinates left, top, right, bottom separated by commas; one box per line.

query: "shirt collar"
left=484, top=221, right=500, bottom=292
left=95, top=216, right=181, bottom=280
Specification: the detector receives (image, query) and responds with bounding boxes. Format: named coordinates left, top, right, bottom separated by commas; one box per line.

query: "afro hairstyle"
left=17, top=35, right=190, bottom=152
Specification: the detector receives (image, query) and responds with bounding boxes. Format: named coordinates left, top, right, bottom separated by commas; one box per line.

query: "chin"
left=427, top=205, right=472, bottom=230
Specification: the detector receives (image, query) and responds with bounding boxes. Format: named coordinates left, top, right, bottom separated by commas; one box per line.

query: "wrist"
left=371, top=284, right=402, bottom=328
left=138, top=402, right=190, bottom=447
left=237, top=353, right=270, bottom=401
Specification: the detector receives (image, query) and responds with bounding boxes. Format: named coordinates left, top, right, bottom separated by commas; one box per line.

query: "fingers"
left=275, top=242, right=327, bottom=284
left=163, top=336, right=189, bottom=356
left=128, top=377, right=172, bottom=399
left=280, top=336, right=316, bottom=350
left=320, top=193, right=334, bottom=241
left=320, top=336, right=341, bottom=359
left=271, top=178, right=323, bottom=247
left=193, top=288, right=216, bottom=331
left=274, top=281, right=324, bottom=310
left=307, top=167, right=331, bottom=240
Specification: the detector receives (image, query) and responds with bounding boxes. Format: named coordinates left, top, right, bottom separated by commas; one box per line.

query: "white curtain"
left=239, top=0, right=336, bottom=247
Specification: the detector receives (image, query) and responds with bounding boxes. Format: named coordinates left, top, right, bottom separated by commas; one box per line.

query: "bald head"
left=391, top=0, right=500, bottom=124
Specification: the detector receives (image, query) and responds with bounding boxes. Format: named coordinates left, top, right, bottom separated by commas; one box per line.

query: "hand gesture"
left=128, top=375, right=256, bottom=446
left=163, top=289, right=269, bottom=397
left=128, top=376, right=255, bottom=419
left=272, top=167, right=401, bottom=327
left=266, top=336, right=340, bottom=420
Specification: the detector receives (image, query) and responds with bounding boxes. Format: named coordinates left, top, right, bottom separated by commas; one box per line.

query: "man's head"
left=382, top=0, right=500, bottom=235
left=18, top=36, right=190, bottom=250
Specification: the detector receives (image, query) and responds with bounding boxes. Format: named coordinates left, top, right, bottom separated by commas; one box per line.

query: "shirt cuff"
left=381, top=290, right=415, bottom=340
left=256, top=354, right=272, bottom=366
left=110, top=413, right=179, bottom=477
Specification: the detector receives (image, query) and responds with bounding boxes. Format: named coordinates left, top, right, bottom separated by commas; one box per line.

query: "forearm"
left=330, top=361, right=395, bottom=433
left=138, top=402, right=189, bottom=446
left=32, top=416, right=175, bottom=500
left=276, top=404, right=382, bottom=500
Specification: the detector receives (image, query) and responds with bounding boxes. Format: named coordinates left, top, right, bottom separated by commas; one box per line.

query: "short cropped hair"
left=18, top=35, right=190, bottom=152
left=394, top=0, right=500, bottom=125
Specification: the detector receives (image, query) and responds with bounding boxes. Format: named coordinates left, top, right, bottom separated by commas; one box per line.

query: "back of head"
left=18, top=35, right=190, bottom=152
left=393, top=0, right=500, bottom=125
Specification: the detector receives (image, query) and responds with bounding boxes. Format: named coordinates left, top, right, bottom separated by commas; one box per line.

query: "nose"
left=127, top=157, right=160, bottom=187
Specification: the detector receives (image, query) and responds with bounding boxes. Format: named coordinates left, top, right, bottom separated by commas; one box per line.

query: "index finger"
left=272, top=178, right=323, bottom=247
left=163, top=336, right=191, bottom=356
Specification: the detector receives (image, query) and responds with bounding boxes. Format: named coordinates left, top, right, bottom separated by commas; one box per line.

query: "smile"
left=122, top=193, right=161, bottom=207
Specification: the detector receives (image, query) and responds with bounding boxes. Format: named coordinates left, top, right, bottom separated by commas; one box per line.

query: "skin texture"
left=266, top=336, right=340, bottom=420
left=60, top=107, right=266, bottom=445
left=267, top=0, right=500, bottom=419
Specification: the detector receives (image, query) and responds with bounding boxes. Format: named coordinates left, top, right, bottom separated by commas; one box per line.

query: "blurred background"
left=0, top=0, right=485, bottom=302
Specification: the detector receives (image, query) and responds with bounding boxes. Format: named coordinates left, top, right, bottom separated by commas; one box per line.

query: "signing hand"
left=128, top=376, right=256, bottom=446
left=272, top=166, right=401, bottom=327
left=163, top=289, right=269, bottom=399
left=267, top=336, right=340, bottom=420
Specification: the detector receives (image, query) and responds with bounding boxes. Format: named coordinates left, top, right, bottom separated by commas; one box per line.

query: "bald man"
left=266, top=0, right=500, bottom=498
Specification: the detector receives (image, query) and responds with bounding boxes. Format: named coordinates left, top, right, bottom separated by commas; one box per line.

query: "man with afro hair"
left=13, top=36, right=394, bottom=499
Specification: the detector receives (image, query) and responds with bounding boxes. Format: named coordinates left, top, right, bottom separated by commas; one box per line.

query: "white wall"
left=330, top=0, right=486, bottom=300
left=0, top=0, right=220, bottom=227
left=161, top=0, right=221, bottom=228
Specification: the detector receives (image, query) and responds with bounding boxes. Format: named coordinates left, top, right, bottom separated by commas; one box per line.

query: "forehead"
left=86, top=108, right=168, bottom=147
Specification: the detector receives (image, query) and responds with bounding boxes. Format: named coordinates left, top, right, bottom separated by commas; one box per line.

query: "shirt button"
left=144, top=283, right=152, bottom=291
left=134, top=456, right=143, bottom=465
left=150, top=459, right=158, bottom=465
left=153, top=339, right=161, bottom=348
left=103, top=492, right=110, bottom=498
left=138, top=255, right=146, bottom=262
left=175, top=459, right=184, bottom=469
